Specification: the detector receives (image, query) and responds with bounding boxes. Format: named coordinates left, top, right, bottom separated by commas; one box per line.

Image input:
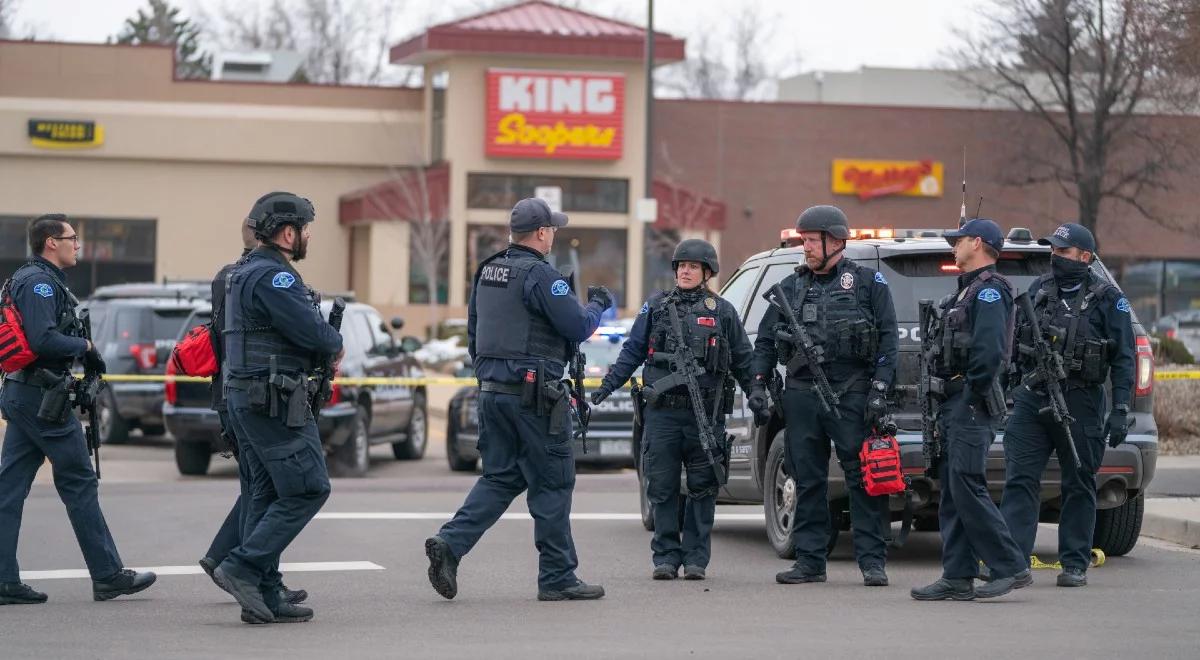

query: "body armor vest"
left=224, top=251, right=316, bottom=378
left=774, top=259, right=878, bottom=371
left=643, top=289, right=730, bottom=393
left=1019, top=274, right=1113, bottom=385
left=12, top=260, right=84, bottom=373
left=929, top=269, right=1014, bottom=376
left=473, top=247, right=570, bottom=365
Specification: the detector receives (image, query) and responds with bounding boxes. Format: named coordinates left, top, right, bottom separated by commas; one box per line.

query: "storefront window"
left=0, top=215, right=155, bottom=297
left=467, top=173, right=629, bottom=213
left=430, top=71, right=448, bottom=163
left=409, top=222, right=449, bottom=304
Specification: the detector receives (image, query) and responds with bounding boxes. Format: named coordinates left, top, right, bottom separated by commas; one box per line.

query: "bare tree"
left=954, top=0, right=1200, bottom=242
left=642, top=144, right=727, bottom=293
left=659, top=5, right=802, bottom=101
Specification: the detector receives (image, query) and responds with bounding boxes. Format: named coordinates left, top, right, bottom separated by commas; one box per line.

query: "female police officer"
left=591, top=239, right=755, bottom=581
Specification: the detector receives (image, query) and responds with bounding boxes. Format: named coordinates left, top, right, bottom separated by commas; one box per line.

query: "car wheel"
left=445, top=408, right=478, bottom=472
left=330, top=407, right=370, bottom=478
left=174, top=440, right=211, bottom=476
left=764, top=432, right=797, bottom=559
left=1093, top=492, right=1144, bottom=557
left=97, top=389, right=129, bottom=445
left=392, top=392, right=428, bottom=460
left=638, top=462, right=655, bottom=531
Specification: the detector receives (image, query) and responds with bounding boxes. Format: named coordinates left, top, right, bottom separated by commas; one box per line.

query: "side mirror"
left=400, top=336, right=422, bottom=353
left=390, top=317, right=405, bottom=331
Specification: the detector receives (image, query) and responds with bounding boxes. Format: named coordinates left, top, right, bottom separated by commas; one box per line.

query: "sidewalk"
left=1143, top=497, right=1200, bottom=550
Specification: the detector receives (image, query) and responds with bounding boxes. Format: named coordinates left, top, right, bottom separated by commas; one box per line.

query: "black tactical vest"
left=643, top=289, right=729, bottom=391
left=1020, top=274, right=1114, bottom=385
left=930, top=269, right=1014, bottom=376
left=12, top=259, right=84, bottom=373
left=224, top=251, right=316, bottom=378
left=473, top=247, right=570, bottom=364
left=776, top=259, right=879, bottom=368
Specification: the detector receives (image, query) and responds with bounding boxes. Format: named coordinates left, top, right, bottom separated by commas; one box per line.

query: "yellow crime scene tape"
left=1154, top=370, right=1200, bottom=380
left=983, top=549, right=1106, bottom=573
left=93, top=374, right=616, bottom=387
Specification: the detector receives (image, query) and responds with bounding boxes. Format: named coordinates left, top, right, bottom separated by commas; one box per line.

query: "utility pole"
left=644, top=0, right=655, bottom=198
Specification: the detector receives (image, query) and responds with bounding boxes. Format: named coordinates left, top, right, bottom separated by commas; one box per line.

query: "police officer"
left=213, top=192, right=341, bottom=624
left=0, top=214, right=156, bottom=605
left=198, top=211, right=306, bottom=607
left=425, top=198, right=611, bottom=602
left=748, top=206, right=899, bottom=587
left=591, top=239, right=753, bottom=581
left=997, top=223, right=1134, bottom=587
left=911, top=218, right=1031, bottom=601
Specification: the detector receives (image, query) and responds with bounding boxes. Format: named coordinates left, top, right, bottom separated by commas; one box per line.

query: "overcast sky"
left=15, top=0, right=988, bottom=74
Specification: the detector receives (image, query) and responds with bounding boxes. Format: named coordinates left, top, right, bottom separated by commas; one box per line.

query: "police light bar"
left=940, top=263, right=961, bottom=272
left=848, top=228, right=895, bottom=239
left=780, top=228, right=802, bottom=248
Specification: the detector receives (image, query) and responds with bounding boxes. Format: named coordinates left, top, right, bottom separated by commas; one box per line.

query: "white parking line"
left=315, top=512, right=767, bottom=522
left=20, top=561, right=384, bottom=581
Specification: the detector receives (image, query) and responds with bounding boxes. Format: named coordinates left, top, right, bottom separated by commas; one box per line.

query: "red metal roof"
left=390, top=0, right=685, bottom=65
left=339, top=164, right=450, bottom=226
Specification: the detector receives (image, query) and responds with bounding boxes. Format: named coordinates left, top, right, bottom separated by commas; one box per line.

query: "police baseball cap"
left=1038, top=222, right=1096, bottom=252
left=510, top=198, right=568, bottom=233
left=944, top=218, right=1005, bottom=253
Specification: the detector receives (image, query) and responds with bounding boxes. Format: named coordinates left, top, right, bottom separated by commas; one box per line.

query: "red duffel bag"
left=859, top=433, right=907, bottom=497
left=170, top=324, right=219, bottom=377
left=0, top=280, right=37, bottom=374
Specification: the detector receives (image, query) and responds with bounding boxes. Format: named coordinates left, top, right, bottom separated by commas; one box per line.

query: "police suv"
left=671, top=227, right=1157, bottom=558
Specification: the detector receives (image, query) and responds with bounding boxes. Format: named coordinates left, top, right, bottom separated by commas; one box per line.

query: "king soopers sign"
left=486, top=68, right=624, bottom=160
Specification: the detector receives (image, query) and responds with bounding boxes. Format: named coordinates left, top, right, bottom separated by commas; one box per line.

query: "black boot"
left=425, top=536, right=459, bottom=600
left=975, top=569, right=1033, bottom=599
left=213, top=565, right=273, bottom=623
left=775, top=565, right=826, bottom=585
left=862, top=565, right=889, bottom=587
left=910, top=577, right=975, bottom=601
left=1056, top=567, right=1087, bottom=587
left=281, top=584, right=309, bottom=604
left=242, top=601, right=314, bottom=624
left=0, top=582, right=48, bottom=605
left=93, top=569, right=157, bottom=602
left=537, top=580, right=605, bottom=601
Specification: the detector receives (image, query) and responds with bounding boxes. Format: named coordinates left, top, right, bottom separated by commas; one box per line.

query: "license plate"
left=599, top=440, right=631, bottom=456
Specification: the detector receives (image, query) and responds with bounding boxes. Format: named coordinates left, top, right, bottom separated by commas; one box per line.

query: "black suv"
left=165, top=300, right=429, bottom=477
left=81, top=282, right=211, bottom=444
left=636, top=230, right=1158, bottom=558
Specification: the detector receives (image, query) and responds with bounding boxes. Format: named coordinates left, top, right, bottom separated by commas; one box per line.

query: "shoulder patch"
left=978, top=288, right=1001, bottom=304
left=1116, top=297, right=1131, bottom=313
left=874, top=271, right=888, bottom=285
left=550, top=279, right=570, bottom=296
left=639, top=302, right=649, bottom=315
left=32, top=282, right=54, bottom=298
left=840, top=272, right=855, bottom=290
left=271, top=272, right=296, bottom=289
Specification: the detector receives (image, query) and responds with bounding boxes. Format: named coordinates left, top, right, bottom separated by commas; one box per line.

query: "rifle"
left=78, top=309, right=103, bottom=479
left=642, top=296, right=728, bottom=485
left=763, top=283, right=841, bottom=419
left=562, top=271, right=590, bottom=453
left=1014, top=292, right=1082, bottom=469
left=917, top=299, right=942, bottom=477
left=311, top=297, right=346, bottom=418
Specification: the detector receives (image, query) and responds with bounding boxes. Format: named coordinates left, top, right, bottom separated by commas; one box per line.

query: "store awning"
left=339, top=164, right=450, bottom=225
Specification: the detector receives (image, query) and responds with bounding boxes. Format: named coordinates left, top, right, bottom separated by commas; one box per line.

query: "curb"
left=1141, top=498, right=1200, bottom=549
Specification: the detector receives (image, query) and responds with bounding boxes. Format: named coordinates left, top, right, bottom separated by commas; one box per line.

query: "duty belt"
left=651, top=389, right=717, bottom=410
left=480, top=381, right=524, bottom=396
left=4, top=368, right=67, bottom=389
left=787, top=375, right=870, bottom=395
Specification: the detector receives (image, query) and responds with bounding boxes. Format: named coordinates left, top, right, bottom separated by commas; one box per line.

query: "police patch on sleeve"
left=1116, top=297, right=1131, bottom=313
left=272, top=272, right=296, bottom=289
left=874, top=272, right=888, bottom=285
left=32, top=283, right=54, bottom=298
left=640, top=302, right=649, bottom=315
left=550, top=279, right=569, bottom=296
left=978, top=288, right=1001, bottom=303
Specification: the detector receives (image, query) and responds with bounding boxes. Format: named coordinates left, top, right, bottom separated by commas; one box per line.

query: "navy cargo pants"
left=438, top=391, right=580, bottom=591
left=1000, top=386, right=1107, bottom=571
left=0, top=381, right=123, bottom=582
left=205, top=410, right=246, bottom=563
left=784, top=387, right=888, bottom=573
left=642, top=406, right=720, bottom=570
left=936, top=389, right=1026, bottom=580
left=218, top=389, right=330, bottom=600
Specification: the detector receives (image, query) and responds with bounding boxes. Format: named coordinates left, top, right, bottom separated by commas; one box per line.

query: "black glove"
left=590, top=388, right=611, bottom=406
left=865, top=384, right=889, bottom=429
left=587, top=286, right=613, bottom=310
left=747, top=386, right=770, bottom=427
left=84, top=347, right=107, bottom=375
left=1104, top=407, right=1129, bottom=448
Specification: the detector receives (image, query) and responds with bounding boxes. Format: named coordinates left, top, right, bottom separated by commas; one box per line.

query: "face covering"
left=1051, top=253, right=1089, bottom=286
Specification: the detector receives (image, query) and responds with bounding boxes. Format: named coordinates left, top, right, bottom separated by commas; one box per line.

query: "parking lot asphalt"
left=2, top=420, right=1200, bottom=659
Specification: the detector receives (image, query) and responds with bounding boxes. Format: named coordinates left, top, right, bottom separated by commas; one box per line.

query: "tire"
left=1093, top=492, right=1144, bottom=557
left=392, top=392, right=428, bottom=460
left=763, top=432, right=797, bottom=559
left=639, top=463, right=655, bottom=531
left=96, top=389, right=129, bottom=445
left=175, top=440, right=211, bottom=476
left=445, top=409, right=478, bottom=472
left=330, top=407, right=370, bottom=478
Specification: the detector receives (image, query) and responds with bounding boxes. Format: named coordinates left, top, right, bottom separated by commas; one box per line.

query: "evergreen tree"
left=114, top=0, right=212, bottom=80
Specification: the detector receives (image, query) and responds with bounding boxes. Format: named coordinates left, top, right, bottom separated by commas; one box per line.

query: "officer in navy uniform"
left=997, top=223, right=1134, bottom=587
left=425, top=198, right=612, bottom=602
left=0, top=214, right=156, bottom=606
left=198, top=207, right=306, bottom=607
left=214, top=193, right=342, bottom=624
left=748, top=205, right=899, bottom=587
left=912, top=218, right=1032, bottom=601
left=591, top=239, right=754, bottom=581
